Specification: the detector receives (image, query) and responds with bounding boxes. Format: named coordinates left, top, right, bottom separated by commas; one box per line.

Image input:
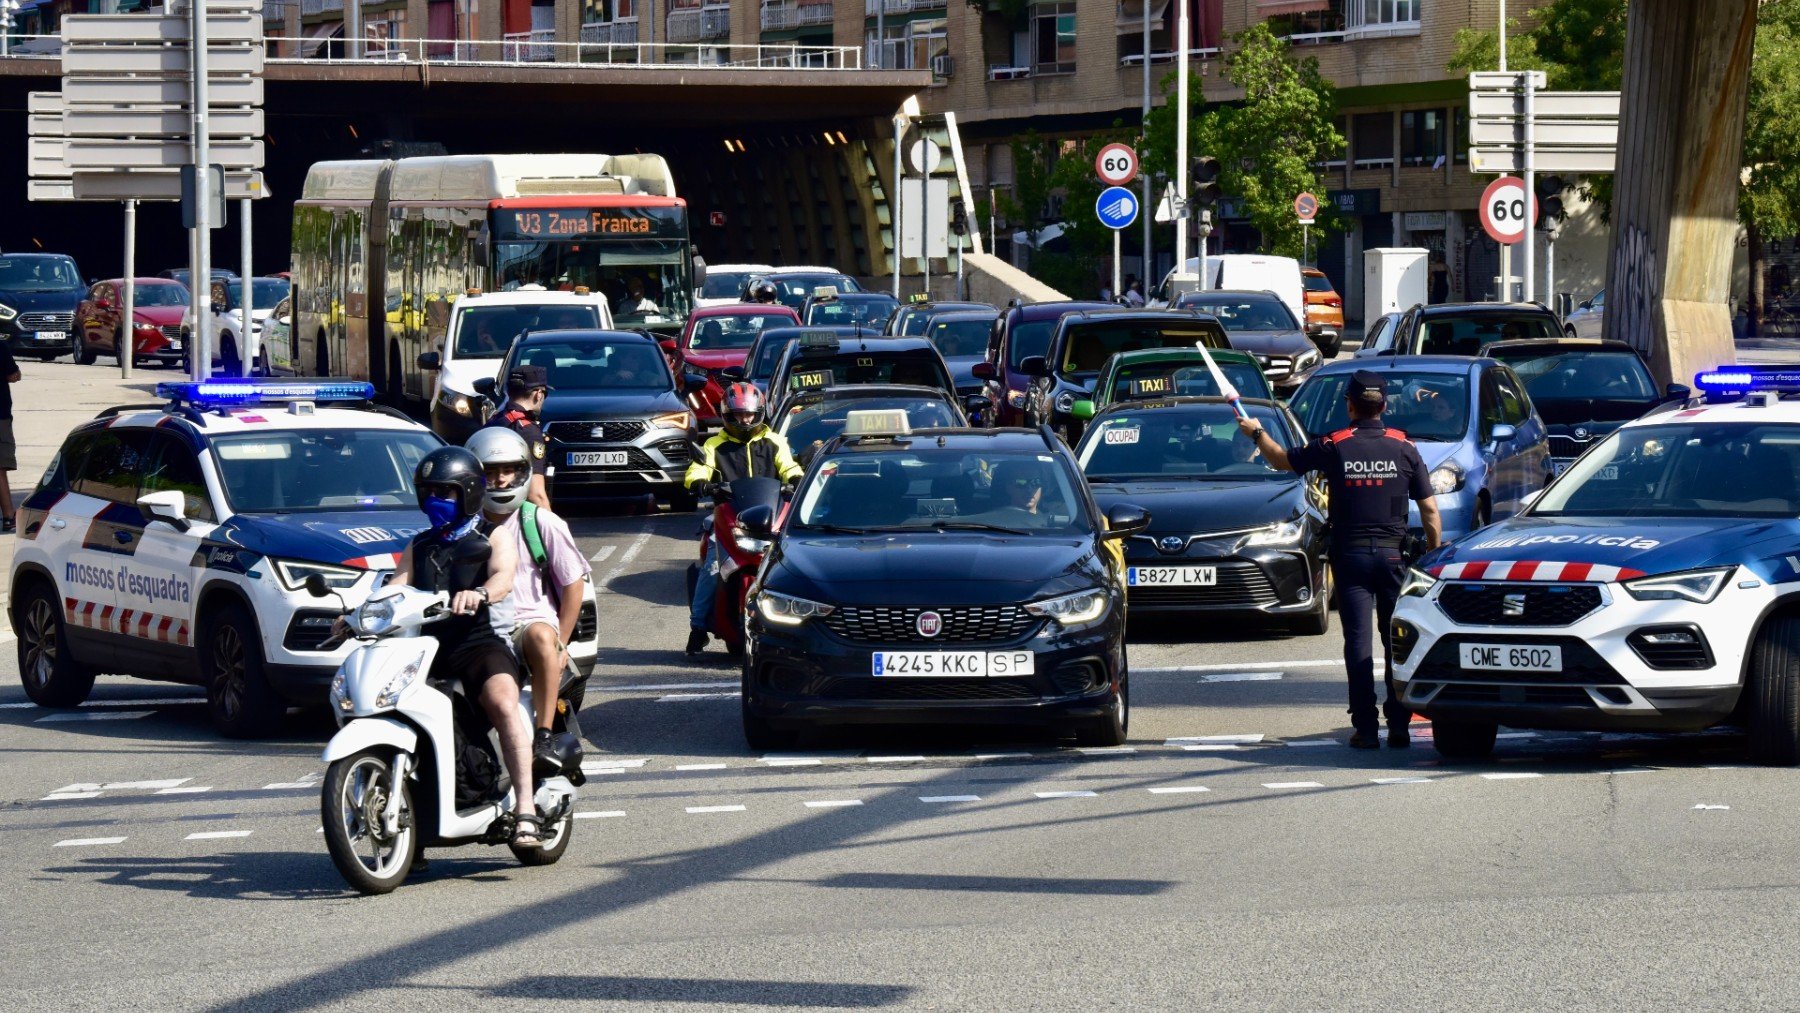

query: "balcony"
left=300, top=0, right=341, bottom=15
left=761, top=2, right=796, bottom=30
left=797, top=1, right=833, bottom=25
left=502, top=27, right=556, bottom=62
left=668, top=4, right=730, bottom=43
left=864, top=0, right=944, bottom=14
left=580, top=18, right=639, bottom=45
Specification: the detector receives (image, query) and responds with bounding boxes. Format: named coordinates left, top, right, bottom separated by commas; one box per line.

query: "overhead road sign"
left=1468, top=73, right=1619, bottom=175
left=63, top=106, right=264, bottom=138
left=1096, top=186, right=1140, bottom=231
left=1095, top=143, right=1139, bottom=186
left=72, top=169, right=266, bottom=202
left=61, top=43, right=264, bottom=75
left=62, top=75, right=264, bottom=106
left=1469, top=89, right=1620, bottom=121
left=65, top=137, right=264, bottom=171
left=60, top=12, right=262, bottom=43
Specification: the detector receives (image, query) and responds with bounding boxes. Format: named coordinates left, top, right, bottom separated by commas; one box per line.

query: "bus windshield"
left=494, top=238, right=692, bottom=327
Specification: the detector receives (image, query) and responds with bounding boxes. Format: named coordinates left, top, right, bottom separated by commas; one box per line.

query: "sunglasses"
left=1007, top=478, right=1041, bottom=489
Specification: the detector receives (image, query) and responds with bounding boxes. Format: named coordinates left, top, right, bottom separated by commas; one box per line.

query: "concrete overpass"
left=0, top=50, right=931, bottom=279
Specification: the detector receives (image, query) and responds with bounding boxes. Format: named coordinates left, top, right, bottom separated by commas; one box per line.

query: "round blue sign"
left=1095, top=186, right=1139, bottom=231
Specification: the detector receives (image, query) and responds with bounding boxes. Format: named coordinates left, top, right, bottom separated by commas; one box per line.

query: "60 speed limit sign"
left=1095, top=143, right=1139, bottom=186
left=1479, top=176, right=1538, bottom=245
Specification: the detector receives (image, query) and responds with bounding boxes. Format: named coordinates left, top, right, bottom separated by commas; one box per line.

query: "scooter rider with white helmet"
left=466, top=428, right=593, bottom=776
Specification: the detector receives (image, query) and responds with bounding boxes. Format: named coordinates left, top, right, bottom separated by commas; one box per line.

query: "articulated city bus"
left=288, top=153, right=694, bottom=407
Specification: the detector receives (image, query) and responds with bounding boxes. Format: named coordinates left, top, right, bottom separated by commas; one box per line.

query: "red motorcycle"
left=687, top=476, right=787, bottom=657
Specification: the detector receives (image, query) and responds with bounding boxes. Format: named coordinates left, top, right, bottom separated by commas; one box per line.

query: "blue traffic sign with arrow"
left=1096, top=186, right=1139, bottom=231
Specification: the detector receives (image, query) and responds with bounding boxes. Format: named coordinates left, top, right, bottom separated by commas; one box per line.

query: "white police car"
left=9, top=380, right=598, bottom=737
left=1393, top=368, right=1800, bottom=764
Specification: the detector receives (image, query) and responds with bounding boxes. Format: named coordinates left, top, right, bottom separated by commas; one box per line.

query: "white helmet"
left=464, top=427, right=532, bottom=516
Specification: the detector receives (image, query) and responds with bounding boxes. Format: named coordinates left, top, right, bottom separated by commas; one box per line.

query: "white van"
left=425, top=289, right=614, bottom=443
left=1157, top=255, right=1306, bottom=328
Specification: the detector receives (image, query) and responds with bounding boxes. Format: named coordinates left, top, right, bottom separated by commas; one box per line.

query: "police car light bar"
left=1693, top=366, right=1800, bottom=401
left=156, top=379, right=378, bottom=408
left=842, top=409, right=912, bottom=439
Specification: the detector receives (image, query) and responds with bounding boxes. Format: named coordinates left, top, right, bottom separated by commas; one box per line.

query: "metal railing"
left=501, top=27, right=555, bottom=62
left=1117, top=45, right=1220, bottom=66
left=579, top=18, right=639, bottom=45
left=796, top=1, right=833, bottom=25
left=761, top=2, right=796, bottom=30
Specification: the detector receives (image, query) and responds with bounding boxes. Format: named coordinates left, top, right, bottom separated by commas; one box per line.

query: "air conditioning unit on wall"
left=930, top=54, right=954, bottom=78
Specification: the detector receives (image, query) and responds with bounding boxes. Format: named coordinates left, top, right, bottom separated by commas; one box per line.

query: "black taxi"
left=765, top=332, right=957, bottom=417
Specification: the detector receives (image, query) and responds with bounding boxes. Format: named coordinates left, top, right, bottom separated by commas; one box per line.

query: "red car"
left=73, top=278, right=190, bottom=367
left=664, top=304, right=800, bottom=425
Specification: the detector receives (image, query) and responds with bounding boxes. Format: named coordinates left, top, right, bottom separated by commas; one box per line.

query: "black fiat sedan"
left=738, top=414, right=1147, bottom=750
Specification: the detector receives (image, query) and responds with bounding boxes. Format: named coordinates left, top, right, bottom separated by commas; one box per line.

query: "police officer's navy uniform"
left=1287, top=409, right=1432, bottom=740
left=482, top=365, right=551, bottom=481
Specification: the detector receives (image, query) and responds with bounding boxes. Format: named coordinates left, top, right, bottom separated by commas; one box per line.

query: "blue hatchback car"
left=1286, top=356, right=1553, bottom=539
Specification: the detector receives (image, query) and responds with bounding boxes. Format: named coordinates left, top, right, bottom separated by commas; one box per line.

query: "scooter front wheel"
left=511, top=808, right=573, bottom=866
left=322, top=749, right=418, bottom=895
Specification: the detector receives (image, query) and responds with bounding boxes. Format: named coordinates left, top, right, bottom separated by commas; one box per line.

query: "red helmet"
left=721, top=382, right=766, bottom=439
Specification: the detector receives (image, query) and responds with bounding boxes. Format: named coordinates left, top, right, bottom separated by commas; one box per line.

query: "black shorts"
left=430, top=636, right=522, bottom=699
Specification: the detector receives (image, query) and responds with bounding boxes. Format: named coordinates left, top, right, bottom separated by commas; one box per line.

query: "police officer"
left=1239, top=370, right=1442, bottom=749
left=483, top=364, right=553, bottom=512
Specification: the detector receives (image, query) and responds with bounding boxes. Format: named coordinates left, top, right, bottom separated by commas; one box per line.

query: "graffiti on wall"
left=1614, top=224, right=1661, bottom=354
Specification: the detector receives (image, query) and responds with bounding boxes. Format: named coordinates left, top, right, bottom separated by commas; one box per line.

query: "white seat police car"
left=9, top=380, right=598, bottom=737
left=1393, top=368, right=1800, bottom=764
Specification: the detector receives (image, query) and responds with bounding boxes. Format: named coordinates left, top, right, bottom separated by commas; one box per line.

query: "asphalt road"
left=5, top=504, right=1800, bottom=1011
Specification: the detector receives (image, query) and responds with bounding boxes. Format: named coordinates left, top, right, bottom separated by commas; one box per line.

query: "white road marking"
left=656, top=692, right=738, bottom=702
left=583, top=768, right=627, bottom=776
left=42, top=791, right=101, bottom=801
left=1140, top=660, right=1345, bottom=673
left=1495, top=732, right=1540, bottom=739
left=184, top=830, right=252, bottom=840
left=676, top=763, right=729, bottom=771
left=582, top=758, right=650, bottom=768
left=1606, top=768, right=1657, bottom=775
left=102, top=778, right=191, bottom=790
left=973, top=752, right=1034, bottom=760
left=589, top=545, right=617, bottom=563
left=1480, top=772, right=1545, bottom=780
left=1288, top=740, right=1339, bottom=747
left=1147, top=786, right=1211, bottom=794
left=1166, top=734, right=1265, bottom=745
left=1034, top=790, right=1098, bottom=799
left=1693, top=804, right=1731, bottom=811
left=1263, top=781, right=1324, bottom=789
left=260, top=782, right=313, bottom=790
left=3, top=697, right=203, bottom=710
left=157, top=786, right=212, bottom=794
left=1179, top=744, right=1246, bottom=752
left=1197, top=672, right=1285, bottom=684
left=36, top=711, right=154, bottom=722
left=51, top=783, right=101, bottom=793
left=1371, top=777, right=1433, bottom=785
left=609, top=681, right=737, bottom=692
left=600, top=527, right=654, bottom=589
left=54, top=837, right=126, bottom=847
left=1075, top=746, right=1137, bottom=755
left=919, top=795, right=981, bottom=803
left=803, top=799, right=864, bottom=808
left=575, top=810, right=627, bottom=819
left=686, top=805, right=747, bottom=814
left=866, top=755, right=926, bottom=763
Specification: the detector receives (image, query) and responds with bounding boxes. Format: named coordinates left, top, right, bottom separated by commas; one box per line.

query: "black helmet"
left=746, top=279, right=778, bottom=304
left=413, top=446, right=486, bottom=526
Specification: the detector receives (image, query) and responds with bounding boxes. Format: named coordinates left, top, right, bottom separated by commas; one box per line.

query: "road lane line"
left=1371, top=777, right=1433, bottom=785
left=1693, top=804, right=1731, bottom=811
left=184, top=830, right=252, bottom=840
left=157, top=786, right=213, bottom=794
left=582, top=758, right=650, bottom=768
left=1480, top=772, right=1544, bottom=780
left=1197, top=672, right=1285, bottom=684
left=609, top=681, right=737, bottom=692
left=1147, top=786, right=1211, bottom=794
left=35, top=711, right=154, bottom=722
left=1075, top=746, right=1137, bottom=755
left=1034, top=790, right=1098, bottom=799
left=3, top=697, right=203, bottom=710
left=1166, top=734, right=1265, bottom=745
left=676, top=763, right=729, bottom=771
left=1262, top=781, right=1324, bottom=789
left=261, top=782, right=313, bottom=790
left=589, top=545, right=617, bottom=563
left=919, top=795, right=981, bottom=803
left=866, top=755, right=926, bottom=763
left=686, top=805, right=747, bottom=814
left=656, top=692, right=738, bottom=702
left=42, top=791, right=102, bottom=801
left=51, top=783, right=102, bottom=793
left=1287, top=740, right=1339, bottom=747
left=973, top=752, right=1033, bottom=760
left=102, top=778, right=192, bottom=790
left=575, top=810, right=627, bottom=819
left=803, top=800, right=864, bottom=808
left=600, top=527, right=654, bottom=589
left=54, top=837, right=126, bottom=847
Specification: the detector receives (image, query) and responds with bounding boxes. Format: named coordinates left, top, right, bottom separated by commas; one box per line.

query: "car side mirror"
left=970, top=361, right=998, bottom=381
left=659, top=338, right=678, bottom=354
left=1019, top=355, right=1050, bottom=377
left=1486, top=423, right=1517, bottom=448
left=738, top=503, right=775, bottom=540
left=1102, top=503, right=1151, bottom=540
left=1665, top=383, right=1691, bottom=401
left=1070, top=400, right=1095, bottom=421
left=137, top=490, right=190, bottom=532
left=417, top=351, right=441, bottom=371
left=683, top=372, right=708, bottom=395
left=719, top=366, right=747, bottom=383
left=472, top=376, right=498, bottom=401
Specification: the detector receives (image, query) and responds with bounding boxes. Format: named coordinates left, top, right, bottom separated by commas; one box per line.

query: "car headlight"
left=1006, top=390, right=1026, bottom=409
left=1623, top=567, right=1733, bottom=603
left=1243, top=518, right=1305, bottom=546
left=1293, top=348, right=1320, bottom=372
left=329, top=672, right=352, bottom=713
left=1025, top=588, right=1111, bottom=627
left=1399, top=567, right=1438, bottom=598
left=374, top=656, right=423, bottom=709
left=756, top=589, right=835, bottom=625
left=352, top=595, right=399, bottom=636
left=0, top=303, right=15, bottom=322
left=438, top=389, right=474, bottom=417
left=273, top=559, right=364, bottom=592
left=651, top=410, right=694, bottom=430
left=1430, top=462, right=1465, bottom=495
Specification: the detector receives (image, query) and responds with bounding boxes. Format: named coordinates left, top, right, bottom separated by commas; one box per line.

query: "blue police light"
left=156, top=379, right=377, bottom=407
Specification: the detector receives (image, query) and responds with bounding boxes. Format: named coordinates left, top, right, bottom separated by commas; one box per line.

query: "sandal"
left=1, top=516, right=14, bottom=534
left=510, top=813, right=545, bottom=849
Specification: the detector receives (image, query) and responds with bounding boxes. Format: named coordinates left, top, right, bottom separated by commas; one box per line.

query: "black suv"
left=739, top=422, right=1148, bottom=749
left=0, top=253, right=86, bottom=360
left=765, top=332, right=957, bottom=417
left=1355, top=301, right=1563, bottom=358
left=1022, top=309, right=1229, bottom=444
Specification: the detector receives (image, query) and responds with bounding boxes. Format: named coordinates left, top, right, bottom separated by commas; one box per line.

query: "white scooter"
left=317, top=582, right=585, bottom=894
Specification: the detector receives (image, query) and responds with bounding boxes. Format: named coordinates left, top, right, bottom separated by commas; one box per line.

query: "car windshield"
left=1106, top=359, right=1271, bottom=403
left=0, top=257, right=81, bottom=292
left=769, top=274, right=861, bottom=309
left=224, top=279, right=289, bottom=310
left=514, top=339, right=671, bottom=390
left=1080, top=403, right=1294, bottom=481
left=454, top=305, right=603, bottom=359
left=1006, top=319, right=1056, bottom=370
left=128, top=284, right=190, bottom=307
left=805, top=296, right=898, bottom=329
left=1302, top=273, right=1334, bottom=293
left=927, top=317, right=994, bottom=358
left=784, top=349, right=951, bottom=395
left=1534, top=423, right=1800, bottom=518
left=1490, top=348, right=1656, bottom=403
left=1060, top=322, right=1224, bottom=378
left=1291, top=370, right=1471, bottom=443
left=780, top=396, right=961, bottom=453
left=1174, top=296, right=1297, bottom=331
left=210, top=429, right=441, bottom=513
left=795, top=448, right=1091, bottom=535
left=1417, top=312, right=1560, bottom=354
left=688, top=313, right=791, bottom=351
left=750, top=332, right=808, bottom=381
left=701, top=271, right=757, bottom=299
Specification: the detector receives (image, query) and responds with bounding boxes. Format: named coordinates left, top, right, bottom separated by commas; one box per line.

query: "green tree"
left=1143, top=23, right=1343, bottom=259
left=1046, top=124, right=1140, bottom=296
left=995, top=130, right=1056, bottom=254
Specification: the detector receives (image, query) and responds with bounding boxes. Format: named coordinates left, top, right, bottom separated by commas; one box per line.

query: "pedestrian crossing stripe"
left=64, top=597, right=190, bottom=647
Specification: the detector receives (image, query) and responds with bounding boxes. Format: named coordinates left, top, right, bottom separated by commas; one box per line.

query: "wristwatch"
left=474, top=586, right=490, bottom=603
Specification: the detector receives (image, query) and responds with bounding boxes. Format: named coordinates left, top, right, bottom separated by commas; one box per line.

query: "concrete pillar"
left=1602, top=0, right=1758, bottom=386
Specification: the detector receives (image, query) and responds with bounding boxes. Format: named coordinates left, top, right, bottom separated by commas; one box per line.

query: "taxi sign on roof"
left=842, top=409, right=912, bottom=439
left=799, top=330, right=840, bottom=348
left=812, top=285, right=840, bottom=300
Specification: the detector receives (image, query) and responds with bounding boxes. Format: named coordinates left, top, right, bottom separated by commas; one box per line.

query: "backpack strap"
left=518, top=501, right=561, bottom=612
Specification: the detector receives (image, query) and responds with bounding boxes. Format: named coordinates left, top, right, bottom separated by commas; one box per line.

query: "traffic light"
left=1536, top=174, right=1567, bottom=222
left=1191, top=156, right=1222, bottom=206
left=950, top=200, right=968, bottom=238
